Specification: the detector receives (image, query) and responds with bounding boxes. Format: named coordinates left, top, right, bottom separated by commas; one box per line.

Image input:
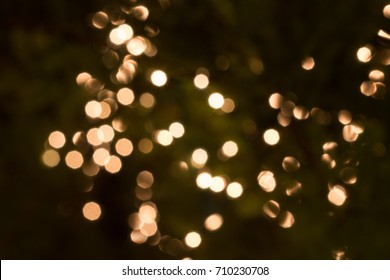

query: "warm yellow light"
left=139, top=93, right=156, bottom=108
left=360, top=81, right=377, bottom=96
left=65, top=150, right=83, bottom=169
left=221, top=141, right=238, bottom=158
left=82, top=201, right=101, bottom=221
left=93, top=148, right=110, bottom=166
left=76, top=72, right=92, bottom=86
left=150, top=70, right=167, bottom=87
left=263, top=200, right=280, bottom=219
left=99, top=101, right=111, bottom=119
left=204, top=213, right=223, bottom=231
left=342, top=124, right=363, bottom=142
left=208, top=92, right=224, bottom=109
left=169, top=122, right=185, bottom=138
left=140, top=221, right=158, bottom=237
left=196, top=172, right=212, bottom=189
left=130, top=230, right=148, bottom=244
left=155, top=130, right=173, bottom=146
left=48, top=131, right=66, bottom=149
left=137, top=171, right=154, bottom=188
left=369, top=69, right=385, bottom=82
left=263, top=129, right=280, bottom=145
left=322, top=141, right=338, bottom=152
left=221, top=98, right=235, bottom=113
left=338, top=110, right=352, bottom=125
left=191, top=148, right=208, bottom=168
left=85, top=100, right=102, bottom=119
left=139, top=203, right=157, bottom=221
left=112, top=118, right=127, bottom=132
left=268, top=93, right=283, bottom=109
left=210, top=176, right=226, bottom=192
left=321, top=153, right=336, bottom=169
left=104, top=155, right=122, bottom=173
left=301, top=56, right=315, bottom=70
left=132, top=5, right=149, bottom=21
left=293, top=106, right=309, bottom=120
left=115, top=138, right=133, bottom=157
left=226, top=182, right=243, bottom=198
left=42, top=149, right=60, bottom=167
left=257, top=171, right=276, bottom=192
left=98, top=124, right=115, bottom=143
left=384, top=4, right=390, bottom=18
left=184, top=232, right=202, bottom=248
left=282, top=156, right=300, bottom=172
left=339, top=167, right=357, bottom=185
left=138, top=138, right=153, bottom=154
left=194, top=74, right=209, bottom=89
left=109, top=24, right=133, bottom=45
left=285, top=180, right=302, bottom=196
left=357, top=46, right=372, bottom=63
left=87, top=127, right=103, bottom=146
left=117, top=88, right=135, bottom=105
left=126, top=36, right=147, bottom=56
left=328, top=185, right=347, bottom=206
left=92, top=11, right=108, bottom=29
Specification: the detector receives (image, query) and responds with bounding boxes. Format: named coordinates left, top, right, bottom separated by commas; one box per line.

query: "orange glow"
left=98, top=124, right=115, bottom=143
left=268, top=93, right=283, bottom=109
left=109, top=24, right=133, bottom=45
left=76, top=72, right=92, bottom=86
left=104, top=155, right=122, bottom=173
left=301, top=56, right=315, bottom=70
left=82, top=201, right=102, bottom=221
left=48, top=131, right=66, bottom=149
left=321, top=153, right=336, bottom=169
left=263, top=129, right=280, bottom=145
left=369, top=69, right=385, bottom=82
left=132, top=5, right=149, bottom=21
left=112, top=118, right=127, bottom=132
left=42, top=149, right=60, bottom=167
left=117, top=88, right=135, bottom=105
left=139, top=93, right=156, bottom=108
left=65, top=150, right=83, bottom=169
left=204, top=213, right=223, bottom=231
left=99, top=101, right=112, bottom=119
left=93, top=148, right=110, bottom=166
left=87, top=127, right=103, bottom=146
left=184, top=232, right=201, bottom=248
left=263, top=200, right=280, bottom=219
left=115, top=138, right=133, bottom=156
left=221, top=98, right=235, bottom=113
left=130, top=230, right=148, bottom=244
left=293, top=106, right=309, bottom=120
left=85, top=100, right=102, bottom=119
left=384, top=4, right=390, bottom=18
left=342, top=124, right=364, bottom=142
left=257, top=171, right=276, bottom=192
left=338, top=110, right=352, bottom=125
left=226, top=182, right=243, bottom=198
left=137, top=171, right=154, bottom=188
left=127, top=36, right=147, bottom=56
left=328, top=185, right=347, bottom=206
left=322, top=141, right=338, bottom=152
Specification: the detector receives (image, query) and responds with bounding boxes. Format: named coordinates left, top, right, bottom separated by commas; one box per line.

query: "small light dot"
left=82, top=201, right=102, bottom=221
left=328, top=185, right=347, bottom=206
left=117, top=88, right=135, bottom=106
left=42, top=149, right=60, bottom=167
left=301, top=56, right=315, bottom=70
left=221, top=141, right=238, bottom=158
left=257, top=171, right=276, bottom=192
left=169, top=122, right=185, bottom=138
left=65, top=150, right=83, bottom=169
left=48, top=131, right=66, bottom=149
left=196, top=172, right=212, bottom=189
left=191, top=148, right=208, bottom=168
left=155, top=130, right=173, bottom=146
left=204, top=213, right=223, bottom=231
left=226, top=182, right=243, bottom=198
left=194, top=74, right=209, bottom=89
left=184, top=232, right=202, bottom=248
left=115, top=138, right=133, bottom=157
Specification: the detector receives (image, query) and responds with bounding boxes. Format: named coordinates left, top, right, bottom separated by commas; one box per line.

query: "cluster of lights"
left=196, top=171, right=244, bottom=198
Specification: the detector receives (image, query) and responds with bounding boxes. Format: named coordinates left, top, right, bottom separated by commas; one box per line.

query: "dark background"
left=1, top=0, right=390, bottom=259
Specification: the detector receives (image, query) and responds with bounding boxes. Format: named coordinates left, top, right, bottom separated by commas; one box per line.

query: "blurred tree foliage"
left=1, top=0, right=390, bottom=259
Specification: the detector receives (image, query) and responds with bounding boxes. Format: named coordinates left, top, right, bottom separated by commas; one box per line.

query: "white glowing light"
left=184, top=232, right=201, bottom=248
left=169, top=122, right=185, bottom=138
left=226, top=182, right=243, bottom=198
left=263, top=129, right=280, bottom=145
left=155, top=130, right=173, bottom=146
left=150, top=70, right=167, bottom=87
left=208, top=93, right=224, bottom=109
left=194, top=74, right=209, bottom=89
